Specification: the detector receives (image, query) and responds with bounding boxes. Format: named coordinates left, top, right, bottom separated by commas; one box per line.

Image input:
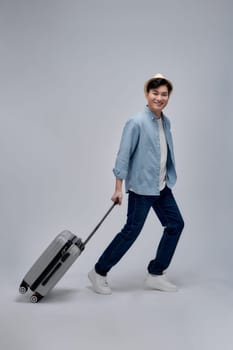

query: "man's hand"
left=112, top=178, right=123, bottom=205
left=111, top=191, right=123, bottom=205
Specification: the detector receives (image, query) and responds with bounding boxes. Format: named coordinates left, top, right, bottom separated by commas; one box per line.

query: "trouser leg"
left=95, top=191, right=153, bottom=276
left=148, top=186, right=184, bottom=275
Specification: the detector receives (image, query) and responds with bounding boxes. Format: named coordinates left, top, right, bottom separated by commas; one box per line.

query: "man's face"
left=145, top=85, right=170, bottom=117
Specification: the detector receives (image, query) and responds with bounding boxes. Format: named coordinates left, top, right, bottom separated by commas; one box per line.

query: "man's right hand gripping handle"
left=111, top=178, right=123, bottom=205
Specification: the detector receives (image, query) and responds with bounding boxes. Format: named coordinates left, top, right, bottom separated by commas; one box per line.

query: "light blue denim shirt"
left=113, top=106, right=177, bottom=195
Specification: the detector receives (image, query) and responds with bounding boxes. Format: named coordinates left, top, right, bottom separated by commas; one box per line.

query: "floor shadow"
left=15, top=287, right=81, bottom=304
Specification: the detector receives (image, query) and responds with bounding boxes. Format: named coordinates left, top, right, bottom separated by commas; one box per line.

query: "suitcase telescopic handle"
left=83, top=199, right=119, bottom=246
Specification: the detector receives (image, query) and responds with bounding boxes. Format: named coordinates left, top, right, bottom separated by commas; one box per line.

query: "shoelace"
left=100, top=276, right=109, bottom=287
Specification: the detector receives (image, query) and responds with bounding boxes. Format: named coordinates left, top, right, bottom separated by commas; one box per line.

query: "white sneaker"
left=88, top=269, right=112, bottom=295
left=145, top=273, right=178, bottom=292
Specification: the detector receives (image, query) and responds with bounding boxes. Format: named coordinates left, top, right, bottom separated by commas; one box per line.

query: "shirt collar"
left=145, top=106, right=164, bottom=121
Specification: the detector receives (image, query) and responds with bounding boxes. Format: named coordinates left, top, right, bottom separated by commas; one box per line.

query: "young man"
left=88, top=73, right=184, bottom=294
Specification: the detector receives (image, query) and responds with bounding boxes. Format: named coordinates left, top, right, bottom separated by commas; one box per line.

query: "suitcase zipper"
left=41, top=262, right=62, bottom=286
left=30, top=241, right=73, bottom=291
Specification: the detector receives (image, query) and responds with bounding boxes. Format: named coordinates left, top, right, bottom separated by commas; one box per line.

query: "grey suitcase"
left=19, top=202, right=117, bottom=303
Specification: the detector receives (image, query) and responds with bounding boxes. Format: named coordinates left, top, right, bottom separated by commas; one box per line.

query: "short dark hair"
left=146, top=78, right=173, bottom=94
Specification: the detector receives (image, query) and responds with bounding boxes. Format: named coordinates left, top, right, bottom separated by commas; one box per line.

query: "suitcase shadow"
left=42, top=288, right=80, bottom=303
left=15, top=288, right=81, bottom=304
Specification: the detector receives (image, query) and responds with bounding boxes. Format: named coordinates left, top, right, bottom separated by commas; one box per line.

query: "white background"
left=0, top=0, right=233, bottom=349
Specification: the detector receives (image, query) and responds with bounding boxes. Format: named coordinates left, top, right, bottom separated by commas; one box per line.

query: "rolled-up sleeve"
left=113, top=119, right=139, bottom=179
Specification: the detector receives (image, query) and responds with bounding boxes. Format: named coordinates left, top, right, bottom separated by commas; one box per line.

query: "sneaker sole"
left=145, top=280, right=178, bottom=292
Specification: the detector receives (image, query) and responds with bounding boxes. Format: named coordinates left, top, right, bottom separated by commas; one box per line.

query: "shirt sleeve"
left=113, top=118, right=140, bottom=179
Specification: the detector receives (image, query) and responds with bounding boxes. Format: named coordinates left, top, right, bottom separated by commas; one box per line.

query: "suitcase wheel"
left=30, top=292, right=43, bottom=303
left=19, top=280, right=29, bottom=294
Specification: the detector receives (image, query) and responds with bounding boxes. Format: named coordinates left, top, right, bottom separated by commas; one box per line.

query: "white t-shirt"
left=157, top=117, right=167, bottom=191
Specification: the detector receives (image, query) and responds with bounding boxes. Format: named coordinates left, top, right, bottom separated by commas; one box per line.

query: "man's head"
left=144, top=73, right=173, bottom=117
left=144, top=73, right=173, bottom=95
